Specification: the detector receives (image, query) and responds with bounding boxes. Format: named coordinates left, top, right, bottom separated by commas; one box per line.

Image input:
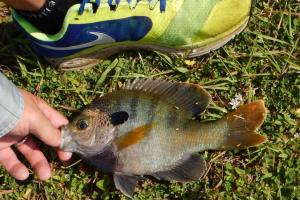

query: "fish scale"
left=75, top=83, right=202, bottom=172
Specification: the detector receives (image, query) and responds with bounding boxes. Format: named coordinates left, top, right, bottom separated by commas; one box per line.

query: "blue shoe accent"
left=23, top=16, right=152, bottom=58
left=160, top=0, right=166, bottom=12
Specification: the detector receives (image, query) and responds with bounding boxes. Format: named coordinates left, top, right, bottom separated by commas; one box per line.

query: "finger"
left=17, top=137, right=51, bottom=181
left=0, top=148, right=29, bottom=180
left=0, top=133, right=23, bottom=150
left=29, top=109, right=61, bottom=148
left=57, top=150, right=72, bottom=162
left=35, top=96, right=69, bottom=128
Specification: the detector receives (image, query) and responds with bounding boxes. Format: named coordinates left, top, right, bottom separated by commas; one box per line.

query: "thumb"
left=35, top=96, right=69, bottom=128
left=19, top=89, right=65, bottom=148
left=29, top=110, right=61, bottom=148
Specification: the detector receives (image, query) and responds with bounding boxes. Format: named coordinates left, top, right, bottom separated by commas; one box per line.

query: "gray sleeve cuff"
left=0, top=73, right=24, bottom=137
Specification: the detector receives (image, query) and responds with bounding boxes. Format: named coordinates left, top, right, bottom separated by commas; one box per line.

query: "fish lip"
left=60, top=125, right=72, bottom=150
left=60, top=125, right=111, bottom=156
left=60, top=125, right=117, bottom=156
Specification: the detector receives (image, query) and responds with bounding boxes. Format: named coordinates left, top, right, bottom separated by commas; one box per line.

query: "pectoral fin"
left=114, top=124, right=152, bottom=151
left=113, top=173, right=141, bottom=198
left=152, top=154, right=207, bottom=182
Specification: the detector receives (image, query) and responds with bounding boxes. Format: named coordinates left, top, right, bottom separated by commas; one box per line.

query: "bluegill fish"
left=60, top=78, right=267, bottom=198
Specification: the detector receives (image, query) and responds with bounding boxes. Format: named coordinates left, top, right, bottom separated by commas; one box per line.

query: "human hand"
left=0, top=89, right=72, bottom=180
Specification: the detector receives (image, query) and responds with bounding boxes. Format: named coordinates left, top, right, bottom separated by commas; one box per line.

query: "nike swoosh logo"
left=28, top=16, right=152, bottom=58
left=34, top=32, right=116, bottom=51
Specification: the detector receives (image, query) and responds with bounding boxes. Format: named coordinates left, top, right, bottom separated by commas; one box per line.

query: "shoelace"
left=79, top=0, right=166, bottom=15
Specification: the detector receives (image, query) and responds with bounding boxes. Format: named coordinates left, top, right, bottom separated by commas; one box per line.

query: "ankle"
left=16, top=0, right=79, bottom=34
left=4, top=0, right=45, bottom=11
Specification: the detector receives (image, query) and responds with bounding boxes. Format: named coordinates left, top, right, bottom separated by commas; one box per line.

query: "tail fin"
left=219, top=100, right=267, bottom=149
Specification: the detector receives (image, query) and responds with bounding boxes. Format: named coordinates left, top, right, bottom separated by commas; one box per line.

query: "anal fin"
left=113, top=173, right=141, bottom=198
left=152, top=154, right=207, bottom=182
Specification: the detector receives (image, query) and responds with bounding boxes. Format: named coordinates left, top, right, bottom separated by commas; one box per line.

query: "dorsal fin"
left=114, top=124, right=152, bottom=151
left=125, top=78, right=212, bottom=118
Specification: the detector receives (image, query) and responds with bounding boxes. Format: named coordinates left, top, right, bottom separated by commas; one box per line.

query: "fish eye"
left=76, top=120, right=89, bottom=130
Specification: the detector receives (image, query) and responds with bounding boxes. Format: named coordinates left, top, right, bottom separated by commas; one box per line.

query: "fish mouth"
left=60, top=125, right=89, bottom=154
left=60, top=125, right=74, bottom=151
left=60, top=125, right=113, bottom=156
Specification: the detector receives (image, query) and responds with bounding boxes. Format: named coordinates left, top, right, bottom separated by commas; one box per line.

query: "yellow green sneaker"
left=13, top=0, right=254, bottom=70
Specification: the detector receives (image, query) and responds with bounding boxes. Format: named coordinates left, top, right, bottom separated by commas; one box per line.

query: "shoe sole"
left=53, top=17, right=249, bottom=71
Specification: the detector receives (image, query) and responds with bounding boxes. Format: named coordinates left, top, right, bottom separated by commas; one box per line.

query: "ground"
left=0, top=0, right=299, bottom=199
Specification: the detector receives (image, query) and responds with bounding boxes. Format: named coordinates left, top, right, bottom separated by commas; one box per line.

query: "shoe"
left=12, top=0, right=254, bottom=70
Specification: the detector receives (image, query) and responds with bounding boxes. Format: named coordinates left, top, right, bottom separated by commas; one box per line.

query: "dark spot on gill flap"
left=110, top=111, right=129, bottom=126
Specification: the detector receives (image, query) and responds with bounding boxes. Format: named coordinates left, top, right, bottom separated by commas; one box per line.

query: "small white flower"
left=229, top=93, right=243, bottom=110
left=294, top=133, right=300, bottom=139
left=235, top=94, right=243, bottom=102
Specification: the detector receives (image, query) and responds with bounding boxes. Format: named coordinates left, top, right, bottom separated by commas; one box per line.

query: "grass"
left=0, top=0, right=299, bottom=199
